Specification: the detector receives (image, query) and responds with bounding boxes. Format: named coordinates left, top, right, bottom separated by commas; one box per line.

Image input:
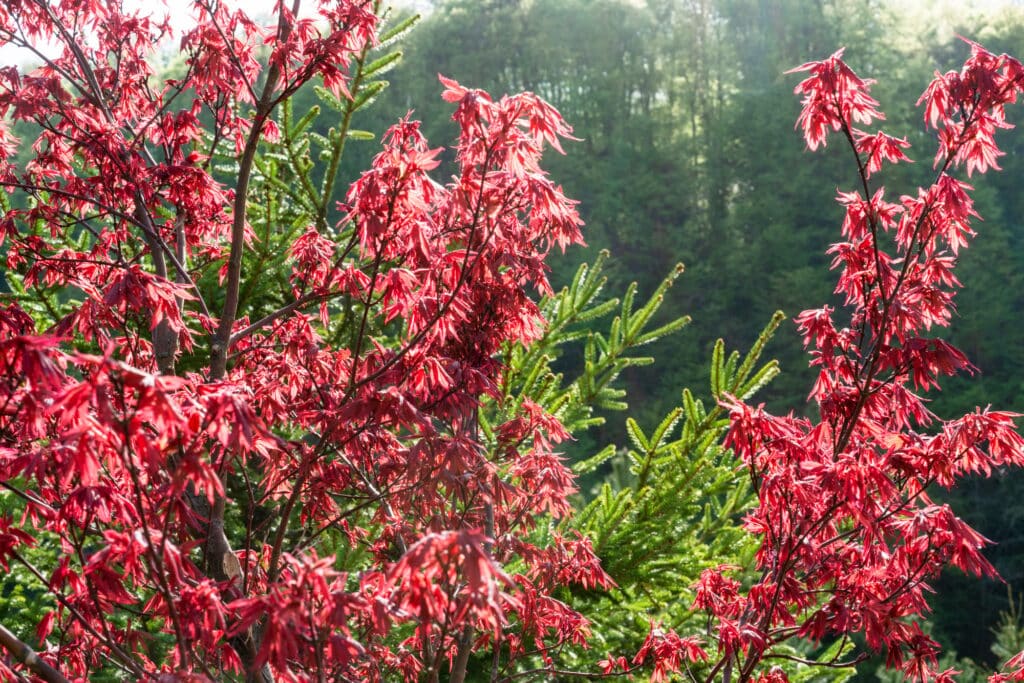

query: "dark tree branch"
left=0, top=623, right=69, bottom=683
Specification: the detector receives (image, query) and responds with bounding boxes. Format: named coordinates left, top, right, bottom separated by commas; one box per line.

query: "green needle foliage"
left=566, top=312, right=783, bottom=662
left=493, top=251, right=691, bottom=435
left=473, top=252, right=852, bottom=678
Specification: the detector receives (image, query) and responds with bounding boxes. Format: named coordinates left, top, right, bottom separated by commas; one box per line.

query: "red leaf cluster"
left=701, top=42, right=1024, bottom=683
left=0, top=2, right=604, bottom=681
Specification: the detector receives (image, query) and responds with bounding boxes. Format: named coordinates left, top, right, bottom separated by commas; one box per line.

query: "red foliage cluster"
left=691, top=42, right=1024, bottom=683
left=0, top=1, right=610, bottom=681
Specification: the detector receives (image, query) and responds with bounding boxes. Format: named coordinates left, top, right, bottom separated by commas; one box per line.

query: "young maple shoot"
left=646, top=42, right=1024, bottom=683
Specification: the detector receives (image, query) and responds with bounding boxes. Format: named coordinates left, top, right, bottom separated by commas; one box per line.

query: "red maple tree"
left=0, top=1, right=610, bottom=681
left=685, top=43, right=1024, bottom=683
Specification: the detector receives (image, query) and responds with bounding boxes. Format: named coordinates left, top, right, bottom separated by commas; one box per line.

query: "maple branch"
left=228, top=290, right=327, bottom=347
left=346, top=236, right=391, bottom=390
left=3, top=8, right=212, bottom=375
left=498, top=666, right=636, bottom=681
left=134, top=202, right=179, bottom=374
left=829, top=112, right=963, bottom=457
left=837, top=111, right=889, bottom=309
left=211, top=0, right=301, bottom=381
left=2, top=180, right=208, bottom=305
left=762, top=651, right=869, bottom=669
left=202, top=4, right=299, bottom=680
left=0, top=623, right=69, bottom=683
left=193, top=0, right=260, bottom=105
left=30, top=2, right=113, bottom=118
left=703, top=654, right=728, bottom=683
left=112, top=400, right=196, bottom=673
left=10, top=550, right=148, bottom=679
left=338, top=135, right=514, bottom=403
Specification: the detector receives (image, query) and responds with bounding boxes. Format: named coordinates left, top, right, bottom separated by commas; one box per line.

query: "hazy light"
left=0, top=0, right=282, bottom=68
